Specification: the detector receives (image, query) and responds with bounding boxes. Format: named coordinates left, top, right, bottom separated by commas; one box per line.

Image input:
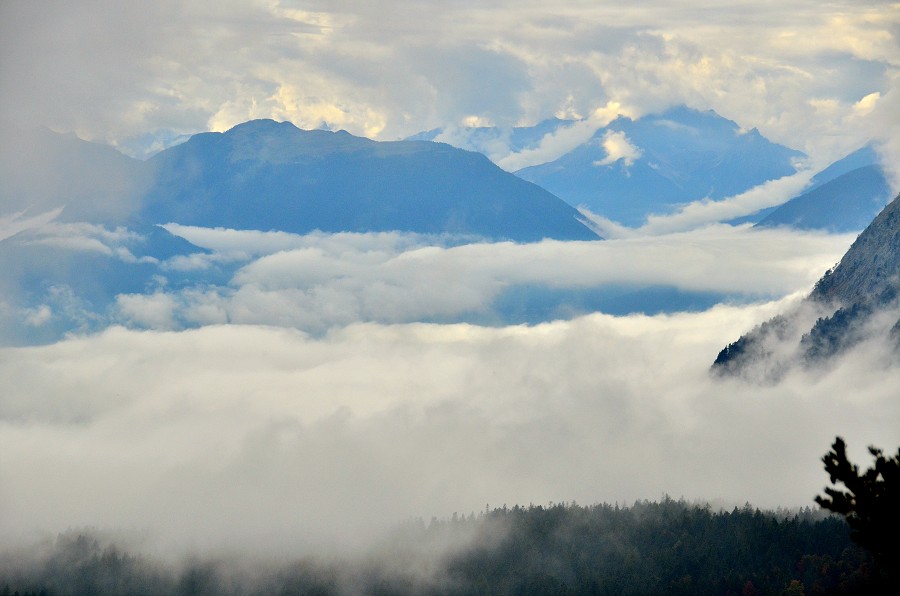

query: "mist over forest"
left=3, top=1, right=900, bottom=594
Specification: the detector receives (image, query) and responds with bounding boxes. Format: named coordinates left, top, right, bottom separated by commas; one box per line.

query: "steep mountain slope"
left=755, top=165, right=892, bottom=232
left=713, top=192, right=900, bottom=378
left=515, top=107, right=804, bottom=226
left=140, top=119, right=599, bottom=242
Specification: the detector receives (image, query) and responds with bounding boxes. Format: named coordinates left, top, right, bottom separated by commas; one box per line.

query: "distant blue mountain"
left=751, top=145, right=893, bottom=232
left=140, top=119, right=598, bottom=242
left=806, top=145, right=880, bottom=191
left=0, top=223, right=210, bottom=345
left=755, top=164, right=892, bottom=232
left=515, top=107, right=805, bottom=226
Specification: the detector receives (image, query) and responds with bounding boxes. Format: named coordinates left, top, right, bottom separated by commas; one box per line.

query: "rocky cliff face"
left=713, top=192, right=900, bottom=379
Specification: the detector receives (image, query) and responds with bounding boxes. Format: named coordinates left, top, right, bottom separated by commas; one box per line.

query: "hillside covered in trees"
left=1, top=499, right=888, bottom=595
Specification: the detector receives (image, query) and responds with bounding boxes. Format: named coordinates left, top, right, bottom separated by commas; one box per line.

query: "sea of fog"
left=2, top=225, right=898, bottom=558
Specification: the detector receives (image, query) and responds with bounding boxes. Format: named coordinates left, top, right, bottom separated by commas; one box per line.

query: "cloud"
left=0, top=208, right=63, bottom=242
left=10, top=221, right=154, bottom=263
left=494, top=101, right=630, bottom=171
left=1, top=305, right=897, bottom=554
left=23, top=305, right=52, bottom=327
left=592, top=130, right=642, bottom=167
left=115, top=292, right=179, bottom=330
left=2, top=0, right=898, bottom=562
left=1, top=1, right=896, bottom=172
left=635, top=170, right=817, bottom=234
left=109, top=226, right=855, bottom=333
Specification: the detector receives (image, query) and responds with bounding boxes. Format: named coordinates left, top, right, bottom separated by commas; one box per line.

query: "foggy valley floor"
left=3, top=1, right=900, bottom=594
left=0, top=500, right=890, bottom=595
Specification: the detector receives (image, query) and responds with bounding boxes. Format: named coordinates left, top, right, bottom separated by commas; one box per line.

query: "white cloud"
left=592, top=130, right=642, bottom=167
left=1, top=307, right=897, bottom=554
left=635, top=169, right=817, bottom=234
left=118, top=226, right=854, bottom=333
left=496, top=101, right=630, bottom=171
left=23, top=305, right=52, bottom=327
left=0, top=208, right=63, bottom=242
left=114, top=292, right=179, bottom=330
left=2, top=1, right=897, bottom=171
left=9, top=221, right=156, bottom=262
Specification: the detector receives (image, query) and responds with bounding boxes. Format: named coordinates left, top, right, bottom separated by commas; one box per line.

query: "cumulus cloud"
left=115, top=292, right=179, bottom=330
left=1, top=306, right=897, bottom=554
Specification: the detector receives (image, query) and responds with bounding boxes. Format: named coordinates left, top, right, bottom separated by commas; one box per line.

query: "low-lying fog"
left=2, top=277, right=898, bottom=557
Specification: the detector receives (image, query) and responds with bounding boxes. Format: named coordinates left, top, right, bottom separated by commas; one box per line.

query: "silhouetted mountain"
left=755, top=165, right=892, bottom=232
left=140, top=119, right=598, bottom=242
left=515, top=107, right=804, bottom=226
left=714, top=193, right=900, bottom=378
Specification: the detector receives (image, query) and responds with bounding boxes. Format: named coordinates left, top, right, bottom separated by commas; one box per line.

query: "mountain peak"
left=226, top=118, right=295, bottom=132
left=139, top=118, right=599, bottom=242
left=517, top=105, right=803, bottom=226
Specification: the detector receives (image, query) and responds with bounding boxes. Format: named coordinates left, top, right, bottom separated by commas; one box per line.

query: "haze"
left=1, top=0, right=899, bottom=563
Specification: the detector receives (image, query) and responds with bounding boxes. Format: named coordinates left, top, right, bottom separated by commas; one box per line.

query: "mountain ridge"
left=514, top=107, right=805, bottom=226
left=713, top=192, right=900, bottom=377
left=139, top=119, right=599, bottom=242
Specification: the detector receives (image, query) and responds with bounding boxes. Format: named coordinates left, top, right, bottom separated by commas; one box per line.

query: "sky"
left=1, top=0, right=900, bottom=564
left=0, top=1, right=898, bottom=171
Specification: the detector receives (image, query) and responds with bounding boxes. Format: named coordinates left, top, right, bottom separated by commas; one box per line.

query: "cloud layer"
left=1, top=1, right=896, bottom=172
left=2, top=306, right=898, bottom=555
left=98, top=225, right=853, bottom=333
left=2, top=0, right=898, bottom=563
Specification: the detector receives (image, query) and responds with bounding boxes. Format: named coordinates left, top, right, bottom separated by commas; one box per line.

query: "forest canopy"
left=0, top=499, right=882, bottom=595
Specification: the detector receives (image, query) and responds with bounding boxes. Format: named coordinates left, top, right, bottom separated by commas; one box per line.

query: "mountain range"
left=2, top=120, right=598, bottom=243
left=2, top=115, right=895, bottom=346
left=713, top=191, right=900, bottom=378
left=139, top=119, right=598, bottom=242
left=414, top=110, right=896, bottom=232
left=416, top=107, right=805, bottom=227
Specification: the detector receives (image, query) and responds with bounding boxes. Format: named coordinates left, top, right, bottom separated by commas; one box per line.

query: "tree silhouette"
left=815, top=436, right=900, bottom=582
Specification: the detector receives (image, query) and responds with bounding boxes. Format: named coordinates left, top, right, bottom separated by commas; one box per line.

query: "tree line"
left=3, top=436, right=896, bottom=595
